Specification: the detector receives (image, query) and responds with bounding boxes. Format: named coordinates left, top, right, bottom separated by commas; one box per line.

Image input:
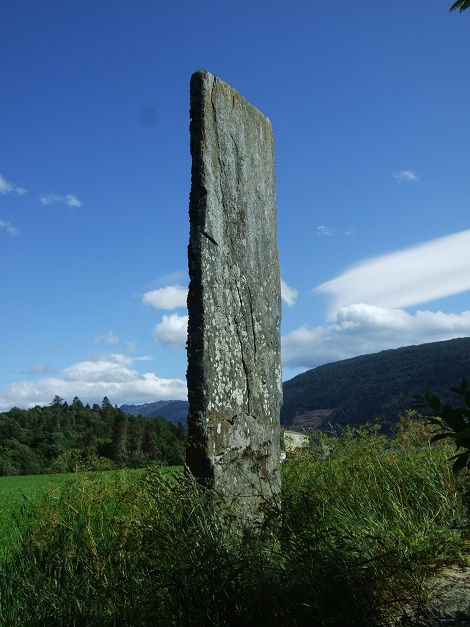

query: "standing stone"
left=186, top=70, right=282, bottom=518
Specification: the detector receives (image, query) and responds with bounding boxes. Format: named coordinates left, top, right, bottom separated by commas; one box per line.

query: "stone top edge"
left=191, top=69, right=212, bottom=80
left=190, top=70, right=271, bottom=124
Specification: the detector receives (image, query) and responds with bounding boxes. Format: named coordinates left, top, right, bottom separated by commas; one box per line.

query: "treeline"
left=0, top=396, right=187, bottom=476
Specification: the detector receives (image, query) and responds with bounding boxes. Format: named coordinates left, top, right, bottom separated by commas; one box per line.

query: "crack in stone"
left=202, top=231, right=218, bottom=246
left=247, top=285, right=257, bottom=359
left=235, top=285, right=251, bottom=415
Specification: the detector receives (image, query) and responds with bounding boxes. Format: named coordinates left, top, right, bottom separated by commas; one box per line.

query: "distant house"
left=283, top=429, right=309, bottom=453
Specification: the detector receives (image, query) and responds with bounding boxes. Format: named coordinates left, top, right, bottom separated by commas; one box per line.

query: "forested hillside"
left=0, top=396, right=186, bottom=476
left=281, top=337, right=470, bottom=432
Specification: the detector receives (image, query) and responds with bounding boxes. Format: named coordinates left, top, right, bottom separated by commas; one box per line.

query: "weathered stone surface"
left=186, top=70, right=282, bottom=516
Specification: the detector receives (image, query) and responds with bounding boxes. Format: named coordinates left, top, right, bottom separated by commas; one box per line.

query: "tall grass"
left=0, top=415, right=468, bottom=626
left=283, top=417, right=469, bottom=619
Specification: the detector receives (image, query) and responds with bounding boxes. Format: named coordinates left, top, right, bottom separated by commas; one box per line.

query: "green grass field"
left=0, top=473, right=69, bottom=562
left=0, top=467, right=184, bottom=563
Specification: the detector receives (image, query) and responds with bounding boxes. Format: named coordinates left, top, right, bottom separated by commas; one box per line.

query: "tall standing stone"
left=186, top=70, right=282, bottom=517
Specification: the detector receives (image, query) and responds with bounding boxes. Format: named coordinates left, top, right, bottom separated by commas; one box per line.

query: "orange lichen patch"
left=216, top=80, right=230, bottom=102
left=273, top=243, right=280, bottom=277
left=232, top=91, right=241, bottom=108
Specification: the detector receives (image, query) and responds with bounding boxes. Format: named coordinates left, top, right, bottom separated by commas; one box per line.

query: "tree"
left=72, top=396, right=83, bottom=408
left=110, top=414, right=128, bottom=462
left=450, top=1, right=470, bottom=12
left=101, top=396, right=112, bottom=410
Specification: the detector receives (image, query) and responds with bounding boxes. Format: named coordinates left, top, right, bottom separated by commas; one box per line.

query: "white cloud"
left=0, top=353, right=187, bottom=411
left=0, top=220, right=20, bottom=236
left=38, top=193, right=81, bottom=208
left=143, top=285, right=187, bottom=310
left=153, top=313, right=188, bottom=347
left=0, top=174, right=26, bottom=195
left=316, top=230, right=470, bottom=320
left=0, top=175, right=13, bottom=194
left=38, top=194, right=58, bottom=205
left=282, top=304, right=470, bottom=370
left=316, top=225, right=355, bottom=238
left=281, top=279, right=298, bottom=307
left=93, top=330, right=120, bottom=345
left=394, top=170, right=419, bottom=182
left=316, top=225, right=335, bottom=237
left=65, top=194, right=81, bottom=208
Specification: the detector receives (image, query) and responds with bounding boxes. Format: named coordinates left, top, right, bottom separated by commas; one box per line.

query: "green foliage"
left=414, top=377, right=470, bottom=473
left=450, top=0, right=470, bottom=13
left=0, top=398, right=187, bottom=475
left=1, top=415, right=468, bottom=625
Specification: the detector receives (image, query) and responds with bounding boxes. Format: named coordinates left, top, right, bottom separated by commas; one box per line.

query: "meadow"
left=0, top=473, right=69, bottom=563
left=0, top=415, right=469, bottom=626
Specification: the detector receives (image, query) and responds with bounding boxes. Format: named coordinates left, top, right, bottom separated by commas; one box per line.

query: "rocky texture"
left=395, top=565, right=470, bottom=626
left=186, top=70, right=282, bottom=518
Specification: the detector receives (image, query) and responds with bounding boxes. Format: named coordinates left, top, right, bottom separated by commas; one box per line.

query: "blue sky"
left=1, top=0, right=470, bottom=410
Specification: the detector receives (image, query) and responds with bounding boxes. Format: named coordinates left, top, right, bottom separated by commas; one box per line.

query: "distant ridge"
left=121, top=400, right=188, bottom=425
left=281, top=337, right=470, bottom=432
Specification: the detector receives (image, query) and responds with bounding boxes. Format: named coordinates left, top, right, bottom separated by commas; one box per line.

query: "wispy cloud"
left=315, top=230, right=470, bottom=320
left=0, top=220, right=20, bottom=236
left=153, top=313, right=188, bottom=347
left=282, top=304, right=470, bottom=370
left=26, top=363, right=57, bottom=375
left=143, top=285, right=187, bottom=310
left=316, top=225, right=335, bottom=237
left=0, top=354, right=187, bottom=411
left=0, top=174, right=27, bottom=195
left=93, top=330, right=120, bottom=345
left=281, top=279, right=298, bottom=307
left=38, top=193, right=81, bottom=209
left=394, top=170, right=419, bottom=182
left=316, top=225, right=355, bottom=237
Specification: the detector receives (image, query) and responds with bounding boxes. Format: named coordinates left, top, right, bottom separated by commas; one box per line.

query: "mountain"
left=281, top=337, right=470, bottom=432
left=121, top=400, right=189, bottom=425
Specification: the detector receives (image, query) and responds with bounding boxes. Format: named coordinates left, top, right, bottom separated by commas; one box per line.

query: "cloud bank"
left=316, top=230, right=470, bottom=319
left=0, top=354, right=187, bottom=411
left=282, top=304, right=470, bottom=370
